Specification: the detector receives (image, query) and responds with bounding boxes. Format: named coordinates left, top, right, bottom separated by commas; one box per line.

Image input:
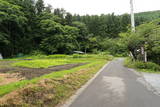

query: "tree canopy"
left=0, top=0, right=159, bottom=66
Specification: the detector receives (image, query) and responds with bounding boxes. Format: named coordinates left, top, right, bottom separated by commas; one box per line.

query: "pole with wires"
left=130, top=0, right=135, bottom=32
left=129, top=0, right=136, bottom=60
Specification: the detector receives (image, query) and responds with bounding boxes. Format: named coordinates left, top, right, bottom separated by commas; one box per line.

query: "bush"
left=134, top=61, right=160, bottom=71
left=145, top=62, right=160, bottom=71
left=125, top=57, right=160, bottom=72
left=134, top=61, right=146, bottom=69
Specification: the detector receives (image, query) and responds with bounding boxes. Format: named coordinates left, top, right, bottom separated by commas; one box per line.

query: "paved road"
left=70, top=58, right=160, bottom=107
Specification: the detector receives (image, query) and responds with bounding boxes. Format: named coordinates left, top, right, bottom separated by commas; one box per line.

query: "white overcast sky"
left=44, top=0, right=160, bottom=15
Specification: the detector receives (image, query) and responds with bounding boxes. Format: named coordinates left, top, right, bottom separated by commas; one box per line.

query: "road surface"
left=69, top=58, right=160, bottom=107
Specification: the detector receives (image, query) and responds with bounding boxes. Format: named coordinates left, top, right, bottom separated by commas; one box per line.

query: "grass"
left=0, top=59, right=107, bottom=106
left=0, top=60, right=104, bottom=96
left=12, top=59, right=71, bottom=68
left=11, top=54, right=112, bottom=68
left=124, top=57, right=160, bottom=73
left=0, top=54, right=111, bottom=97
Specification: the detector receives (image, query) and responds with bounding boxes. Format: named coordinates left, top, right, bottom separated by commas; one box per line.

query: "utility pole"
left=130, top=0, right=135, bottom=32
left=129, top=0, right=136, bottom=61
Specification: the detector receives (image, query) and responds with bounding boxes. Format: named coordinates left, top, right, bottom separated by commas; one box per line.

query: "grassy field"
left=0, top=54, right=112, bottom=106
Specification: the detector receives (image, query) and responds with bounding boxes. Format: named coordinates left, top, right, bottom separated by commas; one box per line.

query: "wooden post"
left=129, top=51, right=134, bottom=61
left=144, top=51, right=147, bottom=62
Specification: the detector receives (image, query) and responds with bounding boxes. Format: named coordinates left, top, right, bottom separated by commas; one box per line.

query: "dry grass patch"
left=0, top=73, right=24, bottom=86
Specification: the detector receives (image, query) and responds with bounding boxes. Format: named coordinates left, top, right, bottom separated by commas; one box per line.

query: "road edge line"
left=59, top=61, right=110, bottom=107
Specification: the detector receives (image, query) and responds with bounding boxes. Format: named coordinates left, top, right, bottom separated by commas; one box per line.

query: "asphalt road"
left=69, top=58, right=160, bottom=107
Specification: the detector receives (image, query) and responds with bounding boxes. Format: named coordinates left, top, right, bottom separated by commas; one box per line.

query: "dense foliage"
left=0, top=0, right=130, bottom=57
left=0, top=0, right=160, bottom=65
left=135, top=10, right=160, bottom=25
left=121, top=19, right=160, bottom=64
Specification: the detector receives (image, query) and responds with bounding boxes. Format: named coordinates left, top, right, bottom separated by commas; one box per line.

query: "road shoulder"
left=58, top=62, right=110, bottom=107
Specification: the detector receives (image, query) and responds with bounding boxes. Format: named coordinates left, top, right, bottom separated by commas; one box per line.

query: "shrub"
left=134, top=61, right=160, bottom=71
left=145, top=62, right=160, bottom=71
left=134, top=61, right=146, bottom=69
left=125, top=57, right=160, bottom=72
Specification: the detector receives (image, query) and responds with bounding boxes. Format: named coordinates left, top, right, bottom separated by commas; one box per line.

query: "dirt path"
left=68, top=58, right=160, bottom=107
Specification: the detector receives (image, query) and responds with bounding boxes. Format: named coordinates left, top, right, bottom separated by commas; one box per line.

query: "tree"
left=0, top=0, right=27, bottom=57
left=123, top=19, right=160, bottom=64
left=65, top=12, right=73, bottom=25
left=72, top=21, right=89, bottom=52
left=45, top=4, right=52, bottom=13
left=54, top=8, right=66, bottom=19
left=35, top=0, right=44, bottom=15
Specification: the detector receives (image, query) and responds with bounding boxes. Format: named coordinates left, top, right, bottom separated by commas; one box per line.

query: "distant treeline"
left=0, top=0, right=160, bottom=58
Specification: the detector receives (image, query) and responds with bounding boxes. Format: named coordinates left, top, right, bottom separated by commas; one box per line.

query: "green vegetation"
left=0, top=0, right=132, bottom=57
left=135, top=10, right=160, bottom=25
left=124, top=57, right=160, bottom=73
left=13, top=59, right=74, bottom=68
left=1, top=0, right=160, bottom=58
left=121, top=19, right=160, bottom=65
left=0, top=0, right=160, bottom=105
left=0, top=54, right=111, bottom=97
left=0, top=58, right=107, bottom=106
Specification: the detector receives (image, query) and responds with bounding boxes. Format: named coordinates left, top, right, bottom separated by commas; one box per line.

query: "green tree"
left=35, top=0, right=44, bottom=15
left=0, top=0, right=27, bottom=57
left=65, top=12, right=73, bottom=25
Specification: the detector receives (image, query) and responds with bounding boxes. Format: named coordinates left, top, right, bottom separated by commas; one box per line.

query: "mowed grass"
left=0, top=54, right=112, bottom=97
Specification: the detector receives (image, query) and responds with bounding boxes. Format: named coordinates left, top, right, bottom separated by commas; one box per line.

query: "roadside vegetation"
left=0, top=54, right=112, bottom=106
left=124, top=57, right=160, bottom=73
left=121, top=18, right=160, bottom=73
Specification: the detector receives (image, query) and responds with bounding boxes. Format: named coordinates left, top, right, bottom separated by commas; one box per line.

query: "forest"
left=0, top=0, right=160, bottom=65
left=0, top=0, right=160, bottom=106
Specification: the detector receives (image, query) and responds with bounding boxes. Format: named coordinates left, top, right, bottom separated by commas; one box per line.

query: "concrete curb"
left=59, top=62, right=110, bottom=107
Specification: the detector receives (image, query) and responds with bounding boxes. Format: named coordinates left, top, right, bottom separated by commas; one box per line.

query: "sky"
left=44, top=0, right=160, bottom=15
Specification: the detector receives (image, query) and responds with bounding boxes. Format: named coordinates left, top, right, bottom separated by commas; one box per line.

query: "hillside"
left=135, top=10, right=160, bottom=23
